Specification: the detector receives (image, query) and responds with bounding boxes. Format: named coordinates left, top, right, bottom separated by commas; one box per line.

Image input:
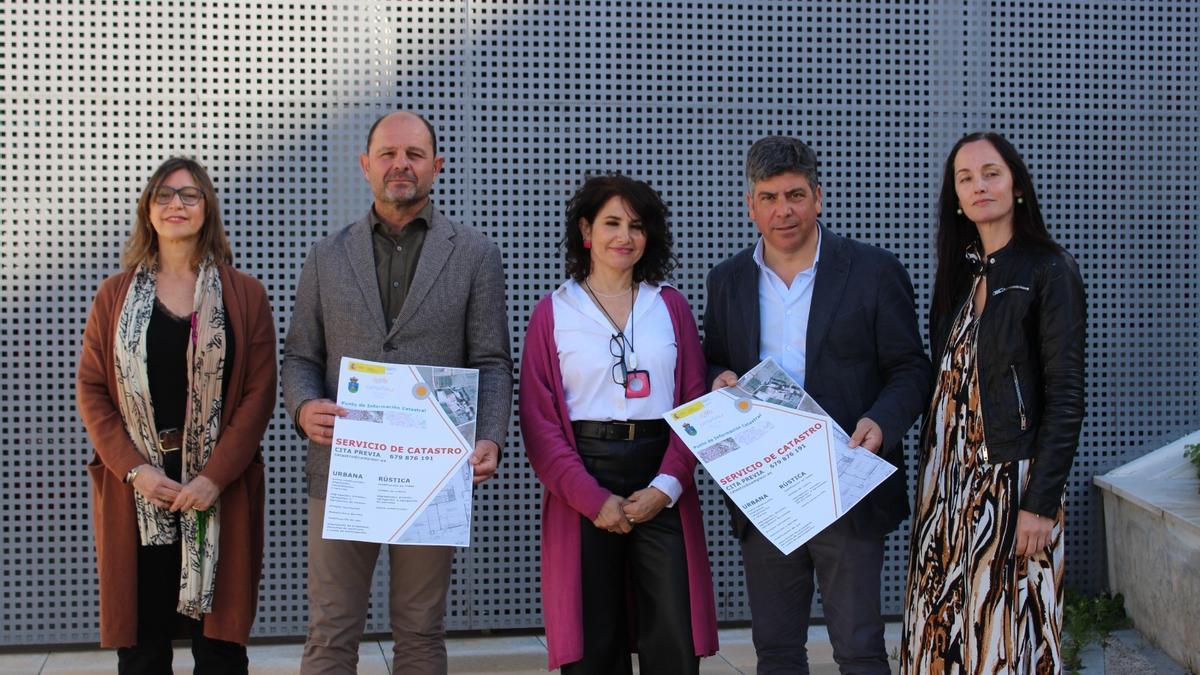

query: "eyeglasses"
left=609, top=333, right=629, bottom=386
left=153, top=186, right=205, bottom=206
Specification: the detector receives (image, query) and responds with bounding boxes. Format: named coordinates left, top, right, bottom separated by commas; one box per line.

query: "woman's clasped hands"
left=130, top=464, right=181, bottom=510
left=591, top=488, right=671, bottom=534
left=130, top=464, right=219, bottom=512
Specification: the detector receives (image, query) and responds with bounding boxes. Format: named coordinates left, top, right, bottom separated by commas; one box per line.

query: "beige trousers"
left=300, top=497, right=454, bottom=675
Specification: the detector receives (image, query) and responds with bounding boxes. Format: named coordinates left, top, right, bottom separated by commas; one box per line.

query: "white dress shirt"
left=552, top=279, right=683, bottom=505
left=754, top=228, right=822, bottom=388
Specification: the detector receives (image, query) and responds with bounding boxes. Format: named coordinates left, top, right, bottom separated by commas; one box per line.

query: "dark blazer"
left=703, top=225, right=932, bottom=537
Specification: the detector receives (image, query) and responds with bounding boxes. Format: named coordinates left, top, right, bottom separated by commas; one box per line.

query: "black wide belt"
left=571, top=419, right=669, bottom=442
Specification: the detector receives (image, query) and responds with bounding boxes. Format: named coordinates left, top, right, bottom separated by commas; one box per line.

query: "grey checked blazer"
left=282, top=205, right=514, bottom=498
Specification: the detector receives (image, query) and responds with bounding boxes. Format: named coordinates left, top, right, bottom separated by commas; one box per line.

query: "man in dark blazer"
left=704, top=136, right=930, bottom=674
left=282, top=111, right=513, bottom=674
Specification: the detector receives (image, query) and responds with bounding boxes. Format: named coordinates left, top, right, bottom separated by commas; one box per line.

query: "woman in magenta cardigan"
left=520, top=174, right=718, bottom=674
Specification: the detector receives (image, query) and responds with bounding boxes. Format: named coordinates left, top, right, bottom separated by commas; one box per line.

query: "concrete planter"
left=1094, top=430, right=1200, bottom=673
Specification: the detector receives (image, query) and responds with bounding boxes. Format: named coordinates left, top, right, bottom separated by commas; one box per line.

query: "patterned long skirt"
left=901, top=281, right=1064, bottom=675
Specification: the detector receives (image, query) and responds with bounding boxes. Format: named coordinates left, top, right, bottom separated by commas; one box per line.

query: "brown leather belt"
left=158, top=428, right=183, bottom=453
left=571, top=419, right=668, bottom=442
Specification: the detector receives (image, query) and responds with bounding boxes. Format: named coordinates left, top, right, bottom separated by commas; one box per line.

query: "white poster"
left=663, top=358, right=895, bottom=554
left=323, top=357, right=478, bottom=547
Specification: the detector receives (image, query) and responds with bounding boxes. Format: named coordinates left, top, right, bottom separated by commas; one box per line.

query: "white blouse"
left=552, top=279, right=683, bottom=505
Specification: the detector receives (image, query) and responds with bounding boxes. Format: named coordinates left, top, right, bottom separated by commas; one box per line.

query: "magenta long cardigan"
left=519, top=286, right=719, bottom=670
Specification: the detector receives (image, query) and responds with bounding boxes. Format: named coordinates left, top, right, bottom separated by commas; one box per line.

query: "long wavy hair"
left=932, top=132, right=1060, bottom=315
left=561, top=173, right=676, bottom=284
left=122, top=157, right=232, bottom=270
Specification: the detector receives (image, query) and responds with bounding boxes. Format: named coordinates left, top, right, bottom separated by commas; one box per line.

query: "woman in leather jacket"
left=901, top=132, right=1085, bottom=674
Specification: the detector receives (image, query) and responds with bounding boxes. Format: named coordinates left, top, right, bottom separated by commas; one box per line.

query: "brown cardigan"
left=77, top=265, right=277, bottom=647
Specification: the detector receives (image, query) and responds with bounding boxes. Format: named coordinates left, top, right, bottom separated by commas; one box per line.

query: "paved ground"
left=0, top=622, right=1187, bottom=673
left=0, top=625, right=898, bottom=674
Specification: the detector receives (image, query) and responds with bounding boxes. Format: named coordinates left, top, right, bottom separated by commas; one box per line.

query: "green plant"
left=1185, top=443, right=1200, bottom=481
left=1062, top=589, right=1130, bottom=673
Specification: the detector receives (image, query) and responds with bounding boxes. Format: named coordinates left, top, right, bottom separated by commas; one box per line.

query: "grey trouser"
left=301, top=497, right=454, bottom=675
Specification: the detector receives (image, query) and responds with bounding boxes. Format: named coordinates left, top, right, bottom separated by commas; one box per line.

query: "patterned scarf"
left=112, top=257, right=226, bottom=619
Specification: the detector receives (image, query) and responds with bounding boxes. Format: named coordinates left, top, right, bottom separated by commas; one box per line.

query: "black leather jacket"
left=929, top=240, right=1086, bottom=518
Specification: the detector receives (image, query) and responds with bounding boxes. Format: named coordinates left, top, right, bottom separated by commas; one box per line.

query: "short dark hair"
left=932, top=131, right=1061, bottom=314
left=562, top=174, right=676, bottom=285
left=745, top=136, right=820, bottom=192
left=365, top=110, right=438, bottom=156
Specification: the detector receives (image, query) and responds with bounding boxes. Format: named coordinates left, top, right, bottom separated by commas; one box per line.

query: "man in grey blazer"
left=704, top=136, right=930, bottom=674
left=282, top=110, right=513, bottom=675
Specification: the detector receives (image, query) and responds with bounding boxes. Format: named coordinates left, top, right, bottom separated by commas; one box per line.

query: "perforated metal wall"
left=2, top=0, right=1197, bottom=646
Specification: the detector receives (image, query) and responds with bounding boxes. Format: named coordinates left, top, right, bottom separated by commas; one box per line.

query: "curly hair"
left=561, top=174, right=676, bottom=284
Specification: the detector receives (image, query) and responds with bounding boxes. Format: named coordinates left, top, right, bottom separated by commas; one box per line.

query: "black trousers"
left=561, top=431, right=698, bottom=675
left=117, top=454, right=247, bottom=675
left=741, top=516, right=889, bottom=675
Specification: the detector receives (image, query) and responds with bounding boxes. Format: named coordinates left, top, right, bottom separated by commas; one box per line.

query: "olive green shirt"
left=370, top=202, right=431, bottom=328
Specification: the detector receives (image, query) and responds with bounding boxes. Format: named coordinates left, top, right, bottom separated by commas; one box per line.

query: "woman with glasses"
left=901, top=133, right=1085, bottom=673
left=520, top=174, right=718, bottom=674
left=77, top=157, right=276, bottom=674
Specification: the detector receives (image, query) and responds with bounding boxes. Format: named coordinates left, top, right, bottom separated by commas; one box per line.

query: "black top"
left=927, top=240, right=1085, bottom=517
left=146, top=299, right=235, bottom=481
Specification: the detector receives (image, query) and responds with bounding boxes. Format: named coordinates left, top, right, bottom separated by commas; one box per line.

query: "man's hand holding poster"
left=663, top=358, right=895, bottom=554
left=323, top=357, right=479, bottom=547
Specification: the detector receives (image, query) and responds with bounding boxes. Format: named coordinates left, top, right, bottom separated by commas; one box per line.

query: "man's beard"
left=382, top=183, right=427, bottom=208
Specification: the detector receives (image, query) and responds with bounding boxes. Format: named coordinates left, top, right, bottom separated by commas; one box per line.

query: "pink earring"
left=583, top=239, right=592, bottom=249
